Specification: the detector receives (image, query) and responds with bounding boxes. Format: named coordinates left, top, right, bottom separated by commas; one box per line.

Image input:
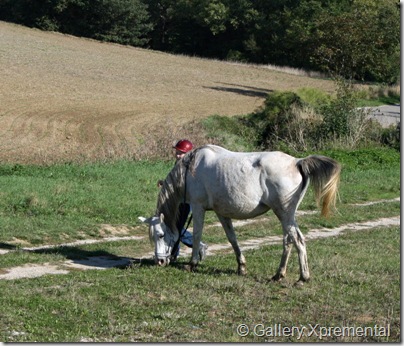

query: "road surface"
left=367, top=104, right=400, bottom=128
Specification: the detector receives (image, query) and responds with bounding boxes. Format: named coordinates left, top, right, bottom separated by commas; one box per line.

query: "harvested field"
left=0, top=21, right=335, bottom=164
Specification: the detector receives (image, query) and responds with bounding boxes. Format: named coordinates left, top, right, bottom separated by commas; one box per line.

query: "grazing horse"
left=140, top=145, right=340, bottom=283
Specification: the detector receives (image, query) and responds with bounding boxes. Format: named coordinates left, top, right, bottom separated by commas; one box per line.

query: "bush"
left=202, top=115, right=257, bottom=152
left=202, top=91, right=323, bottom=153
left=381, top=123, right=400, bottom=151
left=202, top=81, right=400, bottom=153
left=319, top=79, right=373, bottom=148
left=296, top=87, right=332, bottom=109
left=246, top=91, right=302, bottom=147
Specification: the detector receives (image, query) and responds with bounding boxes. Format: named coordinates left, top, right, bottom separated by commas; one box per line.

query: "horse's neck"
left=156, top=164, right=185, bottom=233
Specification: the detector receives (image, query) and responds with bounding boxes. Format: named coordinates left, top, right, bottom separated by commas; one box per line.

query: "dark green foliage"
left=275, top=0, right=400, bottom=83
left=145, top=0, right=259, bottom=59
left=0, top=0, right=399, bottom=83
left=246, top=91, right=303, bottom=149
left=320, top=79, right=359, bottom=138
left=0, top=0, right=152, bottom=46
left=310, top=1, right=400, bottom=83
left=380, top=124, right=400, bottom=151
left=87, top=0, right=153, bottom=46
left=159, top=0, right=399, bottom=83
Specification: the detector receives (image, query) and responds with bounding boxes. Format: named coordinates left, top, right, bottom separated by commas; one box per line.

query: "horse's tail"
left=297, top=155, right=341, bottom=217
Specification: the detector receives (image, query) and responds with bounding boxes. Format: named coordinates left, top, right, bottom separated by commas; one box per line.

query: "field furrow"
left=0, top=21, right=335, bottom=164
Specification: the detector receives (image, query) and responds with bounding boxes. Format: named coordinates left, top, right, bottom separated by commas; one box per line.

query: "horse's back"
left=195, top=145, right=299, bottom=178
left=188, top=146, right=303, bottom=218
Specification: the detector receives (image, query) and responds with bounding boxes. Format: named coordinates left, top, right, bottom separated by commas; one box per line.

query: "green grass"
left=295, top=85, right=400, bottom=108
left=0, top=147, right=398, bottom=247
left=0, top=160, right=172, bottom=244
left=0, top=147, right=400, bottom=342
left=0, top=226, right=399, bottom=342
left=296, top=87, right=332, bottom=107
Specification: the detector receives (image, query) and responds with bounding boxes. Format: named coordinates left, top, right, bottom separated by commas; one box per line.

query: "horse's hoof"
left=295, top=277, right=309, bottom=286
left=271, top=274, right=283, bottom=282
left=237, top=266, right=247, bottom=276
left=184, top=263, right=198, bottom=272
left=183, top=264, right=192, bottom=272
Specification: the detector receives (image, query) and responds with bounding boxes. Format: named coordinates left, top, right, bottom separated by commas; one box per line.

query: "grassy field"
left=0, top=148, right=399, bottom=247
left=0, top=21, right=400, bottom=342
left=0, top=227, right=399, bottom=342
left=0, top=21, right=337, bottom=164
left=0, top=147, right=400, bottom=342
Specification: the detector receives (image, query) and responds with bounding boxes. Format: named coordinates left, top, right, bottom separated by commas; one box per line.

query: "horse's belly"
left=210, top=191, right=269, bottom=219
left=219, top=206, right=269, bottom=219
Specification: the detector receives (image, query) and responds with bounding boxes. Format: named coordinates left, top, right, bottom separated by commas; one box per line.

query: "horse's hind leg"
left=293, top=224, right=309, bottom=283
left=273, top=212, right=310, bottom=283
left=216, top=214, right=246, bottom=275
left=272, top=236, right=293, bottom=282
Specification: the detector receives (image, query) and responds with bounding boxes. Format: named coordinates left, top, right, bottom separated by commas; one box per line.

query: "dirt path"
left=0, top=198, right=399, bottom=280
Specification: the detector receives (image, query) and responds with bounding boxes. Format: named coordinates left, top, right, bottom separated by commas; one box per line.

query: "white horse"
left=140, top=145, right=340, bottom=283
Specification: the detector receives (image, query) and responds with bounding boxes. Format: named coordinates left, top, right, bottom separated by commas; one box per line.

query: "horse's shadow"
left=0, top=241, right=156, bottom=271
left=1, top=242, right=244, bottom=276
left=0, top=242, right=18, bottom=250
left=164, top=259, right=236, bottom=276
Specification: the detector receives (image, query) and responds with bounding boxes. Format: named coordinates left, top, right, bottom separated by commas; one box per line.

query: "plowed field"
left=0, top=21, right=334, bottom=164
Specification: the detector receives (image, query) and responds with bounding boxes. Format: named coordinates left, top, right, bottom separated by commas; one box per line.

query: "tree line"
left=0, top=0, right=399, bottom=84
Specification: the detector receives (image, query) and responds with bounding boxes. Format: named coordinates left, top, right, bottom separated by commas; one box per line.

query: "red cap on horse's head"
left=174, top=139, right=193, bottom=153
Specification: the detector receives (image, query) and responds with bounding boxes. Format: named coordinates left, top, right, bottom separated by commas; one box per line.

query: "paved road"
left=367, top=104, right=400, bottom=128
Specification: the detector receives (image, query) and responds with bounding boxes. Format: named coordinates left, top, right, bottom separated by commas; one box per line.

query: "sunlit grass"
left=0, top=147, right=398, bottom=247
left=0, top=226, right=399, bottom=342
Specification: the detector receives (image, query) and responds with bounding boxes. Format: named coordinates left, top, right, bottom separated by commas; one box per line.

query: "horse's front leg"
left=217, top=214, right=246, bottom=275
left=189, top=207, right=205, bottom=271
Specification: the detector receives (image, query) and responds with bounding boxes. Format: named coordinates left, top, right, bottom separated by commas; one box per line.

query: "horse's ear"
left=138, top=216, right=151, bottom=224
left=159, top=213, right=164, bottom=223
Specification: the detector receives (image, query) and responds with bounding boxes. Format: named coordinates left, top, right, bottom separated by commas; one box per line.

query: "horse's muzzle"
left=155, top=257, right=170, bottom=266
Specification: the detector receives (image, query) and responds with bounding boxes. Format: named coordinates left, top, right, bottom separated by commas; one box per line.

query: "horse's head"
left=138, top=214, right=178, bottom=266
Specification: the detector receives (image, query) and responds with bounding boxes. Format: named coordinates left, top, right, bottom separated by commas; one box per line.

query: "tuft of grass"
left=356, top=83, right=400, bottom=106
left=296, top=87, right=332, bottom=108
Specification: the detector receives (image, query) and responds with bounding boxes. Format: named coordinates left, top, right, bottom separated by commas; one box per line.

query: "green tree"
left=314, top=0, right=399, bottom=83
left=85, top=0, right=153, bottom=46
left=145, top=0, right=258, bottom=60
left=0, top=0, right=153, bottom=47
left=284, top=0, right=400, bottom=83
left=1, top=0, right=399, bottom=83
left=282, top=0, right=350, bottom=69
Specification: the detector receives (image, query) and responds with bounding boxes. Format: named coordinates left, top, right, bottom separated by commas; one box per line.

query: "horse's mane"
left=155, top=145, right=215, bottom=233
left=155, top=156, right=188, bottom=233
